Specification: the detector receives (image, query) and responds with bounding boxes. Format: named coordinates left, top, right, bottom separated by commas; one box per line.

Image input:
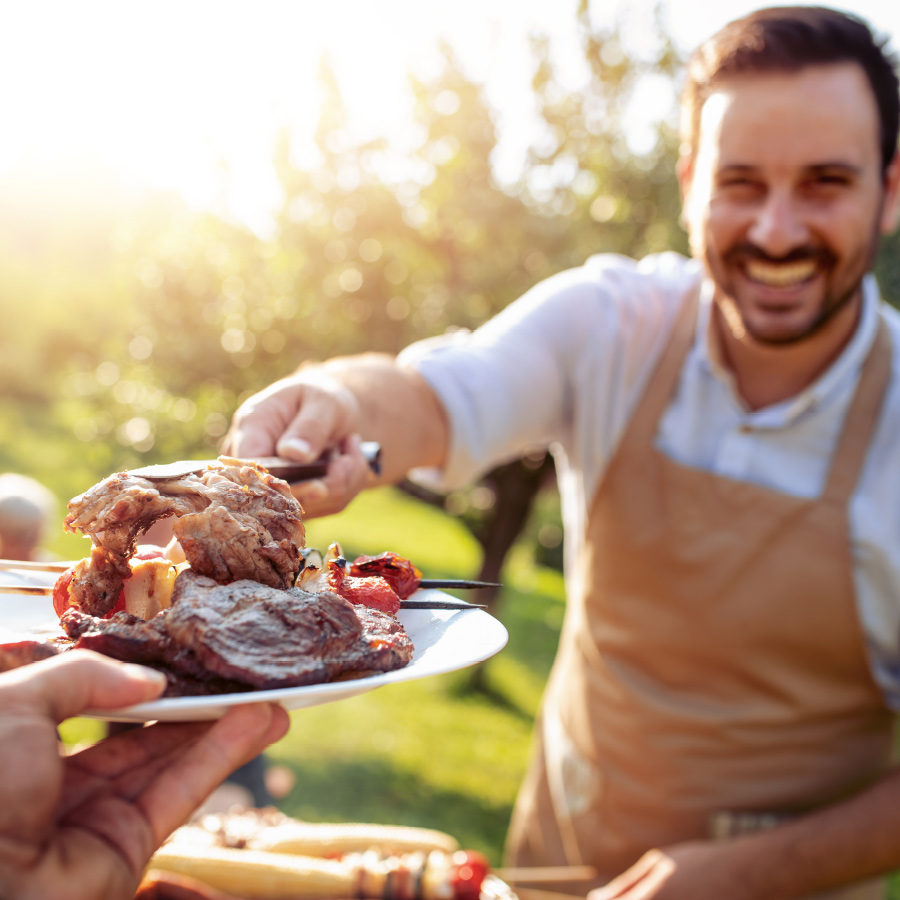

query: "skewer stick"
left=0, top=585, right=54, bottom=595
left=0, top=559, right=70, bottom=572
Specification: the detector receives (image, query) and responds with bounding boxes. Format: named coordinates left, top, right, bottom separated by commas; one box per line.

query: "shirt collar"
left=694, top=275, right=882, bottom=425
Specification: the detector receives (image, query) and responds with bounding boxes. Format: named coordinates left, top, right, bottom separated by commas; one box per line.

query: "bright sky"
left=1, top=0, right=898, bottom=235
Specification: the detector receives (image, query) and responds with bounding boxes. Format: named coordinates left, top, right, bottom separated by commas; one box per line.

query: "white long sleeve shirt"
left=399, top=252, right=900, bottom=713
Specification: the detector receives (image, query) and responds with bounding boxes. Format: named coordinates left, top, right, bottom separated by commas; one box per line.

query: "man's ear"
left=676, top=152, right=694, bottom=230
left=881, top=151, right=900, bottom=235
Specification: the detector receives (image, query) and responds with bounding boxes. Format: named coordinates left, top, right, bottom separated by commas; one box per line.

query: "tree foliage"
left=2, top=7, right=898, bottom=567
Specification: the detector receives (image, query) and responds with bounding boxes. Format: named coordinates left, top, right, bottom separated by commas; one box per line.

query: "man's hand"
left=589, top=841, right=766, bottom=900
left=222, top=356, right=449, bottom=517
left=222, top=371, right=374, bottom=517
left=0, top=650, right=289, bottom=900
left=224, top=371, right=360, bottom=463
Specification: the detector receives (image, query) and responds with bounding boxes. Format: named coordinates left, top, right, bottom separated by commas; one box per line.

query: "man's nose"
left=746, top=190, right=809, bottom=256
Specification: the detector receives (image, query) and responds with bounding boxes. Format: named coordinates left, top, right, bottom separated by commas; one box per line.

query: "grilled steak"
left=63, top=458, right=305, bottom=616
left=0, top=640, right=62, bottom=672
left=53, top=570, right=414, bottom=697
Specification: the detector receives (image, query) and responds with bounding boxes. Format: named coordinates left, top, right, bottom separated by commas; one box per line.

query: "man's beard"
left=713, top=243, right=865, bottom=347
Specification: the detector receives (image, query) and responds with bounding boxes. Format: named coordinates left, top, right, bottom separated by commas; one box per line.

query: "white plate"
left=0, top=578, right=508, bottom=722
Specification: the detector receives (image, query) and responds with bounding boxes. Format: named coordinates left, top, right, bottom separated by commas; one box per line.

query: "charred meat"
left=63, top=458, right=305, bottom=617
left=0, top=640, right=63, bottom=673
left=51, top=571, right=414, bottom=697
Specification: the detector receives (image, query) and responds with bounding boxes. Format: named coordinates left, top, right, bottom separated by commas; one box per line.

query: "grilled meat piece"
left=60, top=606, right=252, bottom=697
left=63, top=458, right=305, bottom=616
left=65, top=472, right=208, bottom=558
left=63, top=607, right=198, bottom=674
left=352, top=604, right=418, bottom=671
left=53, top=570, right=414, bottom=697
left=166, top=571, right=413, bottom=689
left=0, top=640, right=62, bottom=673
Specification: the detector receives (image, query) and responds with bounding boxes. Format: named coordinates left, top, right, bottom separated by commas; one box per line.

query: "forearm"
left=302, top=353, right=449, bottom=484
left=728, top=765, right=900, bottom=897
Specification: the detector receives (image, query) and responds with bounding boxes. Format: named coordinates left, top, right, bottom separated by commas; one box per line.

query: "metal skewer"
left=0, top=559, right=70, bottom=572
left=400, top=599, right=486, bottom=610
left=418, top=578, right=501, bottom=591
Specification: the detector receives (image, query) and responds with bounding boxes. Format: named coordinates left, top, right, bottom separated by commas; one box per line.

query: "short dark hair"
left=681, top=6, right=900, bottom=174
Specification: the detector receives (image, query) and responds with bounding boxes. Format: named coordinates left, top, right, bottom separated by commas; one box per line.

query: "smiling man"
left=681, top=48, right=900, bottom=412
left=225, top=7, right=900, bottom=898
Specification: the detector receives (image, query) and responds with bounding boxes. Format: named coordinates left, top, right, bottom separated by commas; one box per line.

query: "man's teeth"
left=745, top=259, right=817, bottom=287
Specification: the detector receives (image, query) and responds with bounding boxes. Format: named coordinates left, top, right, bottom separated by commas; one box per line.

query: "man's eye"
left=717, top=178, right=761, bottom=193
left=808, top=172, right=853, bottom=190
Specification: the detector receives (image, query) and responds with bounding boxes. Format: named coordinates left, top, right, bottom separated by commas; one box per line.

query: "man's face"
left=680, top=63, right=899, bottom=346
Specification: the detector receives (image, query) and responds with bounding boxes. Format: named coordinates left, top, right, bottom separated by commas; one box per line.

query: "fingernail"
left=279, top=437, right=314, bottom=461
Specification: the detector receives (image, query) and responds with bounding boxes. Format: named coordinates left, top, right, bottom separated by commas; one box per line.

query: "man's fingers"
left=226, top=374, right=357, bottom=466
left=66, top=719, right=217, bottom=786
left=135, top=702, right=289, bottom=847
left=224, top=377, right=310, bottom=459
left=290, top=434, right=372, bottom=518
left=58, top=705, right=287, bottom=882
left=224, top=408, right=287, bottom=460
left=0, top=651, right=167, bottom=724
left=274, top=390, right=352, bottom=464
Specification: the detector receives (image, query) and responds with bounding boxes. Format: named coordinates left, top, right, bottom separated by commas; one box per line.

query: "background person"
left=0, top=472, right=57, bottom=562
left=224, top=6, right=900, bottom=898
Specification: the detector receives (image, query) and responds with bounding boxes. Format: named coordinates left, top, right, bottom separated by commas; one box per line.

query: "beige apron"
left=505, top=287, right=895, bottom=899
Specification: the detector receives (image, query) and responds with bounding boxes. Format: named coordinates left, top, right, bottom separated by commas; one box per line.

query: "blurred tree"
left=1, top=5, right=714, bottom=592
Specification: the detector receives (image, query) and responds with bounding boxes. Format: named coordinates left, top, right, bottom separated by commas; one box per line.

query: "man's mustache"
left=722, top=244, right=836, bottom=267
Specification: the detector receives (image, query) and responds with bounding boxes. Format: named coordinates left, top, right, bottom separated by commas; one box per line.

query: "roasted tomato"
left=52, top=566, right=126, bottom=619
left=327, top=562, right=402, bottom=615
left=51, top=568, right=76, bottom=619
left=349, top=551, right=422, bottom=600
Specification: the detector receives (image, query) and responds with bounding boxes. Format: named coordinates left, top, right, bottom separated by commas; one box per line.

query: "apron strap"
left=624, top=281, right=892, bottom=508
left=624, top=282, right=702, bottom=447
left=821, top=319, right=892, bottom=505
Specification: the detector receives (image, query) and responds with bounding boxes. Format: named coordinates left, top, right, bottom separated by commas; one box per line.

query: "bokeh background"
left=3, top=0, right=899, bottom=889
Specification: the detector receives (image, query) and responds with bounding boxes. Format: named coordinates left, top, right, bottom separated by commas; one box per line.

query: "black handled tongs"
left=128, top=443, right=382, bottom=483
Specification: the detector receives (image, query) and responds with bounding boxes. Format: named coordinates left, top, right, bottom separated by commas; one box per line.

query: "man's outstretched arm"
left=224, top=353, right=449, bottom=517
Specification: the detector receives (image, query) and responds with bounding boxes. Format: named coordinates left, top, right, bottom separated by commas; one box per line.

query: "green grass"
left=58, top=487, right=900, bottom=892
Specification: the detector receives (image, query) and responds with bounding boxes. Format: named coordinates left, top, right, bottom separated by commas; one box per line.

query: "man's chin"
left=743, top=322, right=816, bottom=346
left=716, top=296, right=815, bottom=346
